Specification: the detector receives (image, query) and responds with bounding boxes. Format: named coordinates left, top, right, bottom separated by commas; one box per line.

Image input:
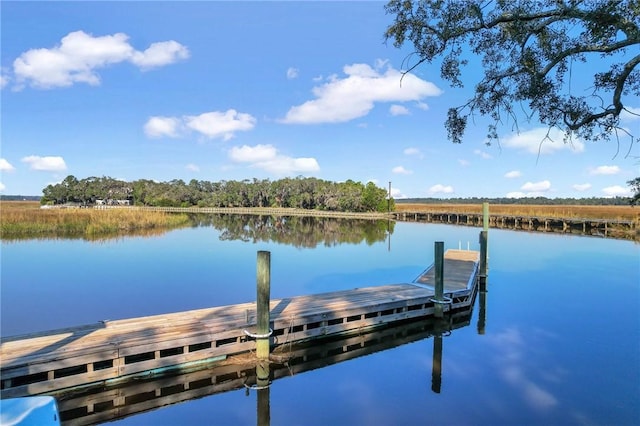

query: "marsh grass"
left=1, top=202, right=190, bottom=240
left=3, top=201, right=637, bottom=240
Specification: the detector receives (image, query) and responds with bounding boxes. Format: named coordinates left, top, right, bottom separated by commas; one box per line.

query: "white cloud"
left=429, top=184, right=454, bottom=194
left=508, top=180, right=552, bottom=197
left=185, top=110, right=256, bottom=140
left=602, top=185, right=631, bottom=197
left=0, top=74, right=8, bottom=89
left=403, top=147, right=421, bottom=157
left=474, top=149, right=492, bottom=160
left=504, top=170, right=521, bottom=178
left=458, top=159, right=470, bottom=167
left=280, top=61, right=441, bottom=124
left=390, top=187, right=406, bottom=199
left=506, top=192, right=526, bottom=198
left=21, top=155, right=67, bottom=171
left=0, top=182, right=5, bottom=192
left=392, top=166, right=413, bottom=175
left=521, top=180, right=551, bottom=192
left=12, top=30, right=188, bottom=89
left=489, top=328, right=558, bottom=411
left=415, top=101, right=429, bottom=110
left=229, top=144, right=277, bottom=163
left=130, top=41, right=189, bottom=70
left=389, top=104, right=410, bottom=116
left=185, top=163, right=200, bottom=172
left=502, top=127, right=585, bottom=155
left=144, top=116, right=181, bottom=138
left=259, top=157, right=320, bottom=175
left=572, top=183, right=592, bottom=191
left=286, top=67, right=299, bottom=79
left=589, top=165, right=620, bottom=175
left=146, top=110, right=256, bottom=140
left=0, top=158, right=16, bottom=172
left=229, top=144, right=319, bottom=175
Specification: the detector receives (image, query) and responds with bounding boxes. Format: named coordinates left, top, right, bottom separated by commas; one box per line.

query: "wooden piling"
left=256, top=251, right=271, bottom=360
left=482, top=202, right=489, bottom=231
left=481, top=203, right=489, bottom=292
left=479, top=230, right=488, bottom=291
left=434, top=242, right=444, bottom=318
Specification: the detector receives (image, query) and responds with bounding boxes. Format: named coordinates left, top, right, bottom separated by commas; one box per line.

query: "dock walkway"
left=393, top=210, right=636, bottom=239
left=1, top=249, right=479, bottom=398
left=55, top=306, right=475, bottom=426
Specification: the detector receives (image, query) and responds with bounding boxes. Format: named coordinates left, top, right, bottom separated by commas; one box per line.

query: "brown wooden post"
left=245, top=255, right=272, bottom=424
left=434, top=241, right=444, bottom=318
left=256, top=251, right=271, bottom=360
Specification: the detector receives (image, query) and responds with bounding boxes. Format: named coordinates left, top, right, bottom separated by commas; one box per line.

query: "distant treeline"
left=0, top=195, right=41, bottom=201
left=5, top=181, right=631, bottom=208
left=39, top=175, right=394, bottom=213
left=397, top=197, right=632, bottom=206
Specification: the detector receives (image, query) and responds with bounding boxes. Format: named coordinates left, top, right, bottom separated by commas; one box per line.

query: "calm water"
left=1, top=217, right=639, bottom=425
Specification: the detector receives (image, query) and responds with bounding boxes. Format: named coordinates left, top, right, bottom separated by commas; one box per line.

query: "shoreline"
left=2, top=201, right=637, bottom=241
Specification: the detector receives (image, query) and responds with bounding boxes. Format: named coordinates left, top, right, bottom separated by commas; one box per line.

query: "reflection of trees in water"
left=188, top=214, right=394, bottom=248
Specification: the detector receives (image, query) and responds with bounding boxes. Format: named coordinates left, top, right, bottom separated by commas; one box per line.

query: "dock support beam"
left=434, top=241, right=444, bottom=318
left=256, top=251, right=271, bottom=360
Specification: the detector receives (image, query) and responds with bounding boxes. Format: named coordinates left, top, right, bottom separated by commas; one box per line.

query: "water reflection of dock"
left=1, top=250, right=479, bottom=405
left=55, top=304, right=478, bottom=425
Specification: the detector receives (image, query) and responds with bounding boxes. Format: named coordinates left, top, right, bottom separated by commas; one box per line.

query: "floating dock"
left=54, top=306, right=475, bottom=426
left=1, top=249, right=479, bottom=399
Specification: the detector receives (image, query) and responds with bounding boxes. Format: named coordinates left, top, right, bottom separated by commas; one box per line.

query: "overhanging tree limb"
left=384, top=0, right=640, bottom=149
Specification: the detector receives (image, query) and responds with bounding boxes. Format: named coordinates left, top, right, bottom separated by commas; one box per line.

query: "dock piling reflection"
left=256, top=361, right=270, bottom=426
left=477, top=290, right=487, bottom=335
left=431, top=334, right=443, bottom=394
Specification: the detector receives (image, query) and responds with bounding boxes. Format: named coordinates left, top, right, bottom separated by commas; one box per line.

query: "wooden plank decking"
left=55, top=307, right=475, bottom=426
left=1, top=249, right=479, bottom=398
left=413, top=249, right=480, bottom=291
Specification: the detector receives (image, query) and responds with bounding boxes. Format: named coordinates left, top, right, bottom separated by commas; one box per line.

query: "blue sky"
left=1, top=1, right=638, bottom=198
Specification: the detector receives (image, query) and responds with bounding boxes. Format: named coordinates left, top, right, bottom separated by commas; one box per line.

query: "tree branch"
left=565, top=53, right=640, bottom=130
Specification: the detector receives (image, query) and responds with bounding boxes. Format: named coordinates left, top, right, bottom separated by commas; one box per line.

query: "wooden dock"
left=393, top=210, right=636, bottom=238
left=54, top=306, right=475, bottom=425
left=0, top=249, right=479, bottom=399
